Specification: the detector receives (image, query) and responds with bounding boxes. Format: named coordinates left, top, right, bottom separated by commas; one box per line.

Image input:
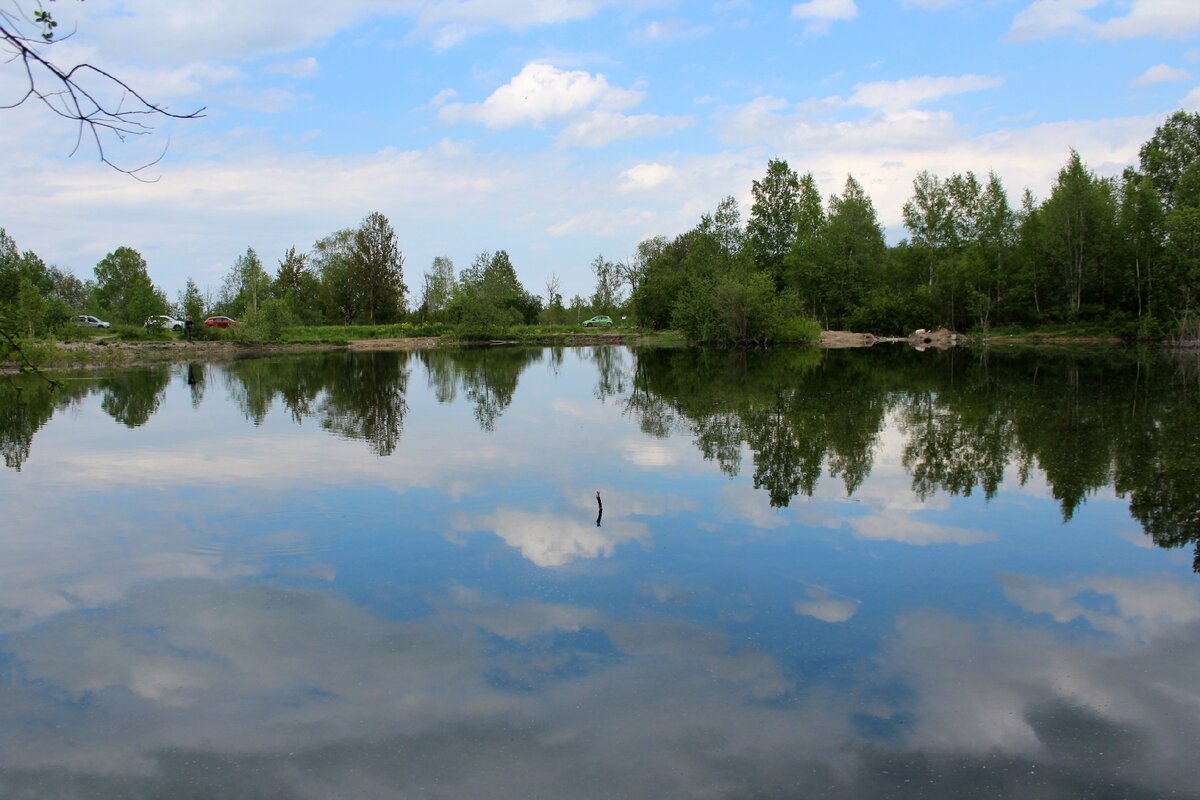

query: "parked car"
left=204, top=316, right=239, bottom=328
left=582, top=315, right=614, bottom=328
left=77, top=314, right=111, bottom=328
left=144, top=315, right=184, bottom=331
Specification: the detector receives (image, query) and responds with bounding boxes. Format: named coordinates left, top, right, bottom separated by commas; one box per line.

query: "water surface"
left=1, top=346, right=1197, bottom=798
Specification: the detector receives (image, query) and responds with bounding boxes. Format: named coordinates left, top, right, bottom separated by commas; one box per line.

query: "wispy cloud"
left=791, top=0, right=859, bottom=37
left=849, top=74, right=1004, bottom=112
left=1131, top=64, right=1192, bottom=85
left=1009, top=0, right=1200, bottom=41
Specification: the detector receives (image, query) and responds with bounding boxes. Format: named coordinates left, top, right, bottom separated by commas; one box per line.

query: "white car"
left=144, top=315, right=185, bottom=331
left=77, top=314, right=111, bottom=328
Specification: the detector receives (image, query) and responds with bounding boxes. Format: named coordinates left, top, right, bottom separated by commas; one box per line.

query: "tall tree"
left=589, top=254, right=623, bottom=316
left=177, top=278, right=205, bottom=324
left=1118, top=169, right=1165, bottom=322
left=821, top=175, right=886, bottom=328
left=221, top=247, right=270, bottom=316
left=903, top=171, right=956, bottom=288
left=1040, top=150, right=1117, bottom=317
left=1138, top=110, right=1200, bottom=211
left=747, top=158, right=801, bottom=286
left=312, top=229, right=358, bottom=325
left=352, top=212, right=406, bottom=324
left=421, top=256, right=457, bottom=319
left=782, top=173, right=828, bottom=319
left=93, top=246, right=165, bottom=324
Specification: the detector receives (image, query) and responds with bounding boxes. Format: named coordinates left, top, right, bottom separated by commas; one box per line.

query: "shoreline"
left=3, top=329, right=1141, bottom=372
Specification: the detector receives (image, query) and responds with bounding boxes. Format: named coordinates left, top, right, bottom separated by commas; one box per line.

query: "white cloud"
left=623, top=440, right=680, bottom=467
left=557, top=110, right=692, bottom=147
left=794, top=585, right=860, bottom=623
left=265, top=57, right=320, bottom=78
left=1182, top=85, right=1200, bottom=110
left=849, top=514, right=995, bottom=545
left=440, top=63, right=642, bottom=129
left=1098, top=0, right=1200, bottom=39
left=998, top=572, right=1200, bottom=640
left=547, top=207, right=659, bottom=237
left=791, top=0, right=859, bottom=36
left=1131, top=64, right=1192, bottom=85
left=1008, top=0, right=1101, bottom=40
left=619, top=162, right=677, bottom=192
left=632, top=18, right=706, bottom=43
left=1009, top=0, right=1200, bottom=41
left=848, top=74, right=1003, bottom=112
left=429, top=88, right=458, bottom=108
left=453, top=507, right=650, bottom=567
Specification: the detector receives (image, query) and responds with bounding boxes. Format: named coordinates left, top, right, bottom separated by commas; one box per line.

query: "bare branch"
left=0, top=1, right=205, bottom=176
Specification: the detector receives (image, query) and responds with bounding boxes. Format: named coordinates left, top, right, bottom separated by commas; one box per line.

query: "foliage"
left=448, top=249, right=541, bottom=337
left=234, top=298, right=293, bottom=343
left=420, top=256, right=457, bottom=321
left=1139, top=110, right=1200, bottom=211
left=589, top=254, right=624, bottom=317
left=747, top=158, right=801, bottom=286
left=92, top=246, right=167, bottom=325
left=352, top=211, right=407, bottom=324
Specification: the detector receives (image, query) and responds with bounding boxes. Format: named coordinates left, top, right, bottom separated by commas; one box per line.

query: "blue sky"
left=2, top=0, right=1198, bottom=305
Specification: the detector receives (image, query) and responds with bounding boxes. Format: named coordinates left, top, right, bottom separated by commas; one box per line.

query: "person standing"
left=184, top=315, right=193, bottom=343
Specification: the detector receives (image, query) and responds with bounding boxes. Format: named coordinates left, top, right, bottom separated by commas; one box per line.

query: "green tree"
left=782, top=173, right=828, bottom=319
left=312, top=229, right=358, bottom=325
left=421, top=256, right=456, bottom=320
left=589, top=254, right=623, bottom=317
left=902, top=171, right=956, bottom=289
left=218, top=247, right=271, bottom=318
left=820, top=175, right=886, bottom=328
left=1138, top=110, right=1200, bottom=211
left=177, top=278, right=205, bottom=325
left=1039, top=150, right=1118, bottom=318
left=747, top=158, right=801, bottom=286
left=352, top=211, right=406, bottom=323
left=1118, top=169, right=1165, bottom=325
left=92, top=246, right=166, bottom=324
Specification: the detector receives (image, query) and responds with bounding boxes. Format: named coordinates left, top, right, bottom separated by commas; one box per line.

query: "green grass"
left=278, top=321, right=645, bottom=345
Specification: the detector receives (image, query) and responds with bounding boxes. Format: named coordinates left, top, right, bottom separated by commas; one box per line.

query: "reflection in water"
left=97, top=367, right=171, bottom=428
left=0, top=377, right=58, bottom=471
left=223, top=352, right=412, bottom=456
left=3, top=347, right=1199, bottom=566
left=2, top=345, right=1200, bottom=797
left=629, top=347, right=1200, bottom=568
left=185, top=362, right=205, bottom=409
left=419, top=347, right=544, bottom=431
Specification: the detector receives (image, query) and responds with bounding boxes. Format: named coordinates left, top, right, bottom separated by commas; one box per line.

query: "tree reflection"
left=224, top=352, right=412, bottom=456
left=417, top=348, right=543, bottom=432
left=629, top=346, right=1200, bottom=567
left=97, top=367, right=171, bottom=428
left=0, top=377, right=63, bottom=471
left=318, top=352, right=409, bottom=457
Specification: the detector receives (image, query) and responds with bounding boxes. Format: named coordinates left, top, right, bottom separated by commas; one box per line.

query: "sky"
left=1, top=0, right=1198, bottom=305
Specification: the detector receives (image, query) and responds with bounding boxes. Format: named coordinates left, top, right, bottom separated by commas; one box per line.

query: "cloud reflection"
left=2, top=572, right=1198, bottom=797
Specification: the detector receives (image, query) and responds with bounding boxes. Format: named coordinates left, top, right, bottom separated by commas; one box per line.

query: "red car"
left=204, top=316, right=240, bottom=328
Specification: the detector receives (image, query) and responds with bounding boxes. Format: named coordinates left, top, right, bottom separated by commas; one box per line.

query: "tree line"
left=4, top=111, right=1199, bottom=345
left=630, top=110, right=1200, bottom=342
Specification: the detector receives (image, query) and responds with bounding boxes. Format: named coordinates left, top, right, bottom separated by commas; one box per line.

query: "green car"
left=582, top=315, right=614, bottom=328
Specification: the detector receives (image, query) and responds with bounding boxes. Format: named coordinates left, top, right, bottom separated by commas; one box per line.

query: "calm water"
left=1, top=345, right=1198, bottom=799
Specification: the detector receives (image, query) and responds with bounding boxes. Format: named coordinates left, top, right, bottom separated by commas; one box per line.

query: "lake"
left=1, top=345, right=1197, bottom=799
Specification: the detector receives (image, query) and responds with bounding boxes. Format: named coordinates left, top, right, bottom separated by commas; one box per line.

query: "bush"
left=234, top=299, right=293, bottom=343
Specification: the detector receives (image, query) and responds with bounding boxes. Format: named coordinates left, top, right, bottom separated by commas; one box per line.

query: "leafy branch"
left=0, top=0, right=205, bottom=178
